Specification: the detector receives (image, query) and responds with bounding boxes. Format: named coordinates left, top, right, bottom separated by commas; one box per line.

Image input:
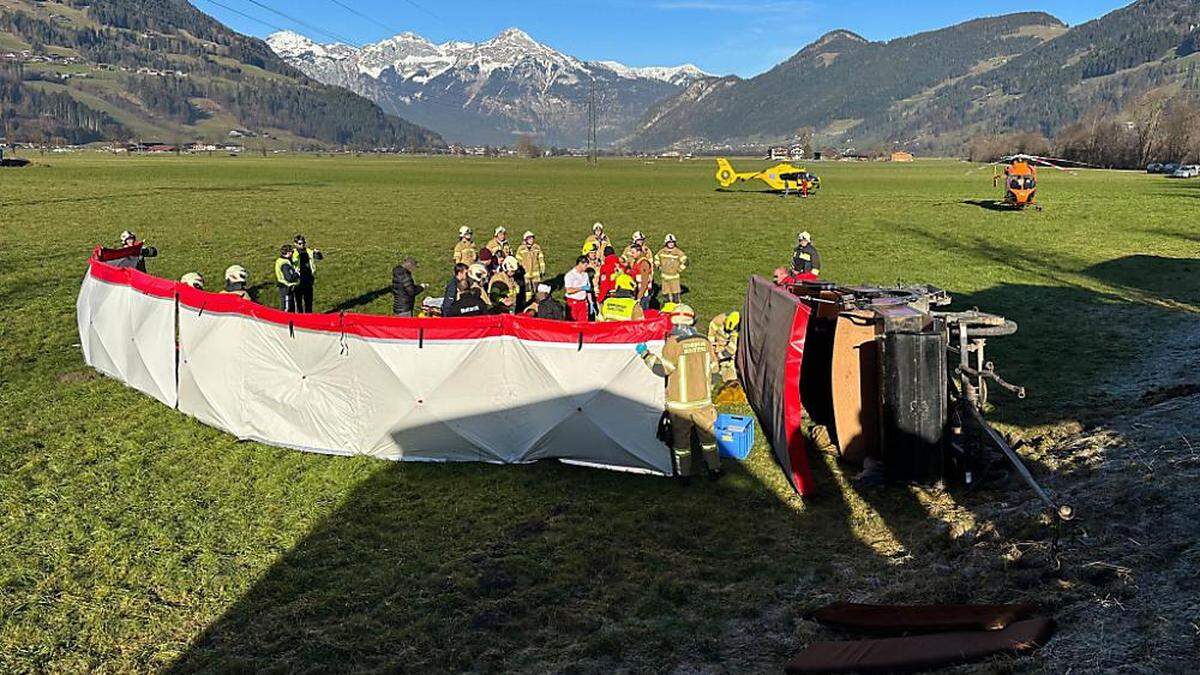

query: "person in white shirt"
left=563, top=255, right=592, bottom=322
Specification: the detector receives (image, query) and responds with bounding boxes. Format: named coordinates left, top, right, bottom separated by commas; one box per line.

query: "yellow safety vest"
left=600, top=296, right=637, bottom=321
left=275, top=257, right=298, bottom=287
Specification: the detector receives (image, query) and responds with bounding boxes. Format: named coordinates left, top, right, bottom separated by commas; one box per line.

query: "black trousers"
left=295, top=283, right=314, bottom=313
left=278, top=284, right=297, bottom=312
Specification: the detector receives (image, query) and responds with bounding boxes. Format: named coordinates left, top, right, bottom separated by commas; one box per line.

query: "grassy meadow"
left=1, top=153, right=1198, bottom=672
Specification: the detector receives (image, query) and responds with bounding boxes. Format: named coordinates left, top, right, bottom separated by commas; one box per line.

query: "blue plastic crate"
left=714, top=414, right=755, bottom=461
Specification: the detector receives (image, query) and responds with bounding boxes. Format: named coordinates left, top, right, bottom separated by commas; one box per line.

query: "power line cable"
left=239, top=0, right=357, bottom=44
left=324, top=0, right=404, bottom=35
left=198, top=0, right=287, bottom=33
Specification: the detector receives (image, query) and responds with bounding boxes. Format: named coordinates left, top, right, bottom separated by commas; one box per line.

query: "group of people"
left=113, top=224, right=827, bottom=485
left=411, top=221, right=692, bottom=322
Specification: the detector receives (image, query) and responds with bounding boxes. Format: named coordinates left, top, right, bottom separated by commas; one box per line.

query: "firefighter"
left=221, top=265, right=252, bottom=299
left=467, top=262, right=491, bottom=306
left=275, top=244, right=301, bottom=312
left=707, top=311, right=740, bottom=386
left=454, top=226, right=478, bottom=266
left=486, top=226, right=512, bottom=257
left=289, top=234, right=323, bottom=313
left=636, top=304, right=721, bottom=482
left=599, top=274, right=645, bottom=322
left=583, top=222, right=609, bottom=259
left=654, top=234, right=687, bottom=304
left=116, top=230, right=159, bottom=271
left=489, top=256, right=521, bottom=308
left=791, top=231, right=821, bottom=279
left=180, top=272, right=205, bottom=290
left=516, top=230, right=545, bottom=303
left=622, top=231, right=647, bottom=264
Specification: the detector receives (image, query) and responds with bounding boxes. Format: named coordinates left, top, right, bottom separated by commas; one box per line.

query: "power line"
left=198, top=0, right=286, bottom=33
left=324, top=0, right=403, bottom=35
left=239, top=0, right=357, bottom=44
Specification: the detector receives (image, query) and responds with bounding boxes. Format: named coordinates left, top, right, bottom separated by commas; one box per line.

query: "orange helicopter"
left=990, top=154, right=1087, bottom=210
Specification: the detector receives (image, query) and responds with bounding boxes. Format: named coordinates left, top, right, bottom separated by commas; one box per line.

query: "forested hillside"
left=629, top=2, right=1200, bottom=154
left=0, top=0, right=441, bottom=148
left=627, top=13, right=1066, bottom=149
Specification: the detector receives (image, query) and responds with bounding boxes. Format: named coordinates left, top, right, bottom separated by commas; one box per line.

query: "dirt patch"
left=56, top=370, right=98, bottom=384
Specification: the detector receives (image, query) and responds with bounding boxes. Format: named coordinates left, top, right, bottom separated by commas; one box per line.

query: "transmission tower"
left=587, top=79, right=598, bottom=165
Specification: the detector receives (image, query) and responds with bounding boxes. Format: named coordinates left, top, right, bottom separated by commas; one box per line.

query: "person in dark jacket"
left=790, top=231, right=821, bottom=279
left=290, top=234, right=324, bottom=313
left=526, top=284, right=567, bottom=320
left=445, top=279, right=488, bottom=317
left=442, top=263, right=469, bottom=314
left=392, top=256, right=425, bottom=316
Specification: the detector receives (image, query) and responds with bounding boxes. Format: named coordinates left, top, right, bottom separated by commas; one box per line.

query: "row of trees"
left=967, top=92, right=1200, bottom=168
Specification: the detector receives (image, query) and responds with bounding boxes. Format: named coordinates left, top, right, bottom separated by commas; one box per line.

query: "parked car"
left=1146, top=163, right=1164, bottom=173
left=1168, top=165, right=1200, bottom=178
left=1163, top=162, right=1181, bottom=174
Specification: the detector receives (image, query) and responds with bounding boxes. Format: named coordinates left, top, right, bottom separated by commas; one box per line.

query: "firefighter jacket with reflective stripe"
left=454, top=240, right=477, bottom=265
left=516, top=243, right=545, bottom=280
left=792, top=243, right=821, bottom=275
left=654, top=247, right=687, bottom=280
left=644, top=333, right=712, bottom=410
left=486, top=237, right=512, bottom=257
left=707, top=314, right=739, bottom=361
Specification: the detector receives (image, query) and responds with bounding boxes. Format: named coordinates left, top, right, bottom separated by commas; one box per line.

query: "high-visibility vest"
left=275, top=257, right=298, bottom=287
left=600, top=296, right=638, bottom=322
left=290, top=247, right=319, bottom=276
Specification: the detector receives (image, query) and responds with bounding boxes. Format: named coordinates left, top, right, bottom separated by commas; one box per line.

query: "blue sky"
left=191, top=0, right=1133, bottom=76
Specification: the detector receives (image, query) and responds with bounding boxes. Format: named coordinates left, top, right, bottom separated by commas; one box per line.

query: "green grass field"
left=2, top=154, right=1198, bottom=672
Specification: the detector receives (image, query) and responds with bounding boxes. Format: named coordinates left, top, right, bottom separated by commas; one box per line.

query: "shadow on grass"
left=167, top=440, right=933, bottom=672
left=164, top=250, right=1200, bottom=670
left=327, top=286, right=393, bottom=313
left=959, top=199, right=1024, bottom=212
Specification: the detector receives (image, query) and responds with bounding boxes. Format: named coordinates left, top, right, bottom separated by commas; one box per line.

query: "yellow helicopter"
left=715, top=158, right=820, bottom=195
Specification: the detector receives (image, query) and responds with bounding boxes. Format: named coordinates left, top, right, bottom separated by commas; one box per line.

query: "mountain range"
left=268, top=1, right=1200, bottom=152
left=0, top=0, right=439, bottom=149
left=267, top=28, right=711, bottom=147
left=630, top=2, right=1200, bottom=151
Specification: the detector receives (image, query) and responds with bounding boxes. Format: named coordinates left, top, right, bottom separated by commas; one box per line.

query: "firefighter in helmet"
left=707, top=310, right=740, bottom=386
left=454, top=226, right=478, bottom=266
left=637, top=304, right=721, bottom=483
left=655, top=233, right=687, bottom=304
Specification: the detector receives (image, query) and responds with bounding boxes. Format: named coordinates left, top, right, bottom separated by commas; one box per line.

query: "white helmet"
left=631, top=231, right=645, bottom=242
left=224, top=265, right=248, bottom=284
left=797, top=231, right=812, bottom=243
left=120, top=230, right=136, bottom=243
left=670, top=303, right=696, bottom=326
left=664, top=233, right=677, bottom=244
left=593, top=222, right=604, bottom=233
left=180, top=272, right=204, bottom=290
left=468, top=263, right=488, bottom=283
left=495, top=226, right=507, bottom=236
left=458, top=226, right=473, bottom=238
left=523, top=230, right=535, bottom=240
left=503, top=257, right=519, bottom=273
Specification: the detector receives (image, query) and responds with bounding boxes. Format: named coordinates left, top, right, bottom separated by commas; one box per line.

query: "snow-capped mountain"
left=267, top=28, right=712, bottom=146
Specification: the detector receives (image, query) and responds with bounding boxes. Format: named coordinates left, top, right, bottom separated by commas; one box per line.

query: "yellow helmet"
left=661, top=302, right=678, bottom=314
left=725, top=311, right=741, bottom=333
left=614, top=274, right=636, bottom=292
left=581, top=241, right=598, bottom=255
